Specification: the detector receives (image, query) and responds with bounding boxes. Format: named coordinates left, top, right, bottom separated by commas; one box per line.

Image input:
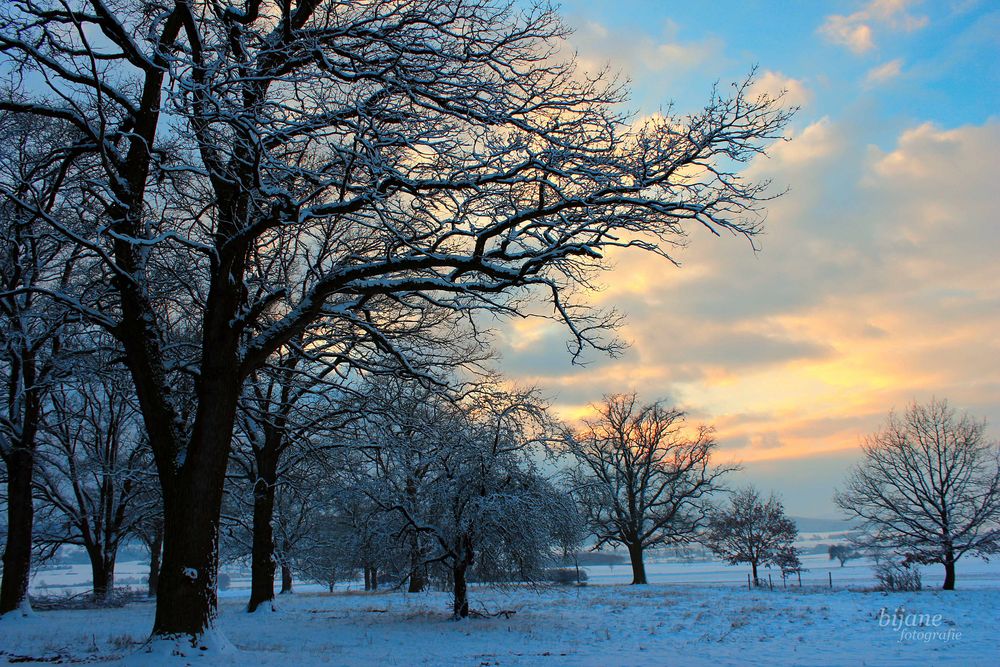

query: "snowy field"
left=3, top=556, right=999, bottom=665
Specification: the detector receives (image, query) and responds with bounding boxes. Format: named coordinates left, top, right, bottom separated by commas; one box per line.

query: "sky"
left=494, top=0, right=1000, bottom=517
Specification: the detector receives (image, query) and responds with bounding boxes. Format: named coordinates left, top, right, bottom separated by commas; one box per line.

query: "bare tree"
left=568, top=393, right=733, bottom=584
left=33, top=354, right=155, bottom=601
left=827, top=544, right=859, bottom=567
left=0, top=0, right=789, bottom=641
left=835, top=399, right=1000, bottom=590
left=0, top=111, right=78, bottom=616
left=705, top=486, right=797, bottom=585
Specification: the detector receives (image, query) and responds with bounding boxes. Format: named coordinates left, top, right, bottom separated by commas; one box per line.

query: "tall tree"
left=705, top=486, right=798, bottom=585
left=568, top=393, right=733, bottom=584
left=0, top=112, right=77, bottom=616
left=835, top=399, right=1000, bottom=590
left=0, top=0, right=789, bottom=642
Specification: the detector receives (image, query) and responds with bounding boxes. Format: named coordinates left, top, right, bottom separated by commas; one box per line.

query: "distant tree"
left=705, top=486, right=798, bottom=585
left=34, top=357, right=154, bottom=601
left=568, top=394, right=734, bottom=584
left=827, top=544, right=859, bottom=567
left=835, top=399, right=1000, bottom=590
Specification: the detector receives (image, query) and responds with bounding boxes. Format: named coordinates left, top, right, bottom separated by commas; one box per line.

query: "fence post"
left=747, top=573, right=751, bottom=590
left=829, top=571, right=833, bottom=589
left=768, top=574, right=773, bottom=590
left=798, top=571, right=802, bottom=588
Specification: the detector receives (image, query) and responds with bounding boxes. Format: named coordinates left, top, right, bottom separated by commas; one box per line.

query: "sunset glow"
left=495, top=0, right=1000, bottom=515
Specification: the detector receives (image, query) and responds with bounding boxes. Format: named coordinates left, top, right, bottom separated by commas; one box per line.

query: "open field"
left=4, top=556, right=999, bottom=665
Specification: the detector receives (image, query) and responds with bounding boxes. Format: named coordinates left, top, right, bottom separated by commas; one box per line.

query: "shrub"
left=874, top=560, right=921, bottom=592
left=544, top=567, right=588, bottom=585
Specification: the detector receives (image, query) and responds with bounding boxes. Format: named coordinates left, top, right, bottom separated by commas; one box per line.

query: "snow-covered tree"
left=349, top=379, right=569, bottom=617
left=835, top=399, right=1000, bottom=590
left=568, top=394, right=734, bottom=584
left=0, top=0, right=790, bottom=640
left=705, top=486, right=798, bottom=586
left=227, top=343, right=355, bottom=612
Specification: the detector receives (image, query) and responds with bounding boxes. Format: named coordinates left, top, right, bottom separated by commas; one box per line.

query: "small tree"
left=774, top=545, right=804, bottom=587
left=835, top=399, right=1000, bottom=590
left=705, top=486, right=797, bottom=585
left=568, top=394, right=734, bottom=584
left=828, top=544, right=859, bottom=567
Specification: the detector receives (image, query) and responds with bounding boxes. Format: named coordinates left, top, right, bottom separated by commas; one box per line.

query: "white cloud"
left=749, top=70, right=813, bottom=108
left=819, top=0, right=929, bottom=53
left=820, top=17, right=875, bottom=54
left=769, top=117, right=838, bottom=166
left=864, top=58, right=904, bottom=86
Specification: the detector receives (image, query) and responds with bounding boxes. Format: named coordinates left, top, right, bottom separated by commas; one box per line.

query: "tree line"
left=0, top=0, right=789, bottom=645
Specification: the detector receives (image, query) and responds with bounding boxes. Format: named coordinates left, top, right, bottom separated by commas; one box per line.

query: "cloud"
left=819, top=0, right=929, bottom=53
left=568, top=19, right=725, bottom=88
left=496, top=118, right=1000, bottom=485
left=749, top=70, right=813, bottom=108
left=767, top=117, right=839, bottom=165
left=864, top=58, right=904, bottom=86
left=820, top=18, right=875, bottom=54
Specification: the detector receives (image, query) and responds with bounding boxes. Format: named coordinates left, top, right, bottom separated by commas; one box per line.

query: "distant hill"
left=790, top=516, right=858, bottom=533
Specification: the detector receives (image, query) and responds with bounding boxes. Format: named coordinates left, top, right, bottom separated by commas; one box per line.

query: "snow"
left=4, top=558, right=1000, bottom=665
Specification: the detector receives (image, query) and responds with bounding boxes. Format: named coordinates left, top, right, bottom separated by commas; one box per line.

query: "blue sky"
left=497, top=0, right=1000, bottom=517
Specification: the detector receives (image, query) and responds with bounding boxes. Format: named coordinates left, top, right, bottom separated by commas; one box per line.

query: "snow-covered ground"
left=4, top=556, right=999, bottom=665
left=3, top=581, right=998, bottom=665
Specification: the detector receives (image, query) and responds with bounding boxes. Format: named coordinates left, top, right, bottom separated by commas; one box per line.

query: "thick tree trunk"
left=247, top=475, right=277, bottom=612
left=148, top=525, right=163, bottom=598
left=89, top=551, right=116, bottom=602
left=370, top=566, right=379, bottom=591
left=751, top=561, right=759, bottom=586
left=943, top=555, right=956, bottom=591
left=152, top=456, right=230, bottom=639
left=628, top=543, right=647, bottom=585
left=452, top=564, right=469, bottom=618
left=280, top=564, right=292, bottom=594
left=0, top=447, right=34, bottom=615
left=147, top=274, right=244, bottom=638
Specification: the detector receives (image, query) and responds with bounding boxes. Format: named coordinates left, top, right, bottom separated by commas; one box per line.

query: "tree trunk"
left=151, top=466, right=229, bottom=638
left=146, top=291, right=243, bottom=638
left=370, top=566, right=378, bottom=591
left=628, top=543, right=647, bottom=585
left=407, top=532, right=426, bottom=593
left=247, top=475, right=277, bottom=612
left=452, top=563, right=469, bottom=618
left=148, top=525, right=163, bottom=598
left=452, top=536, right=474, bottom=619
left=0, top=446, right=34, bottom=615
left=364, top=566, right=371, bottom=591
left=89, top=551, right=116, bottom=602
left=751, top=561, right=759, bottom=586
left=280, top=564, right=292, bottom=594
left=943, top=554, right=956, bottom=591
